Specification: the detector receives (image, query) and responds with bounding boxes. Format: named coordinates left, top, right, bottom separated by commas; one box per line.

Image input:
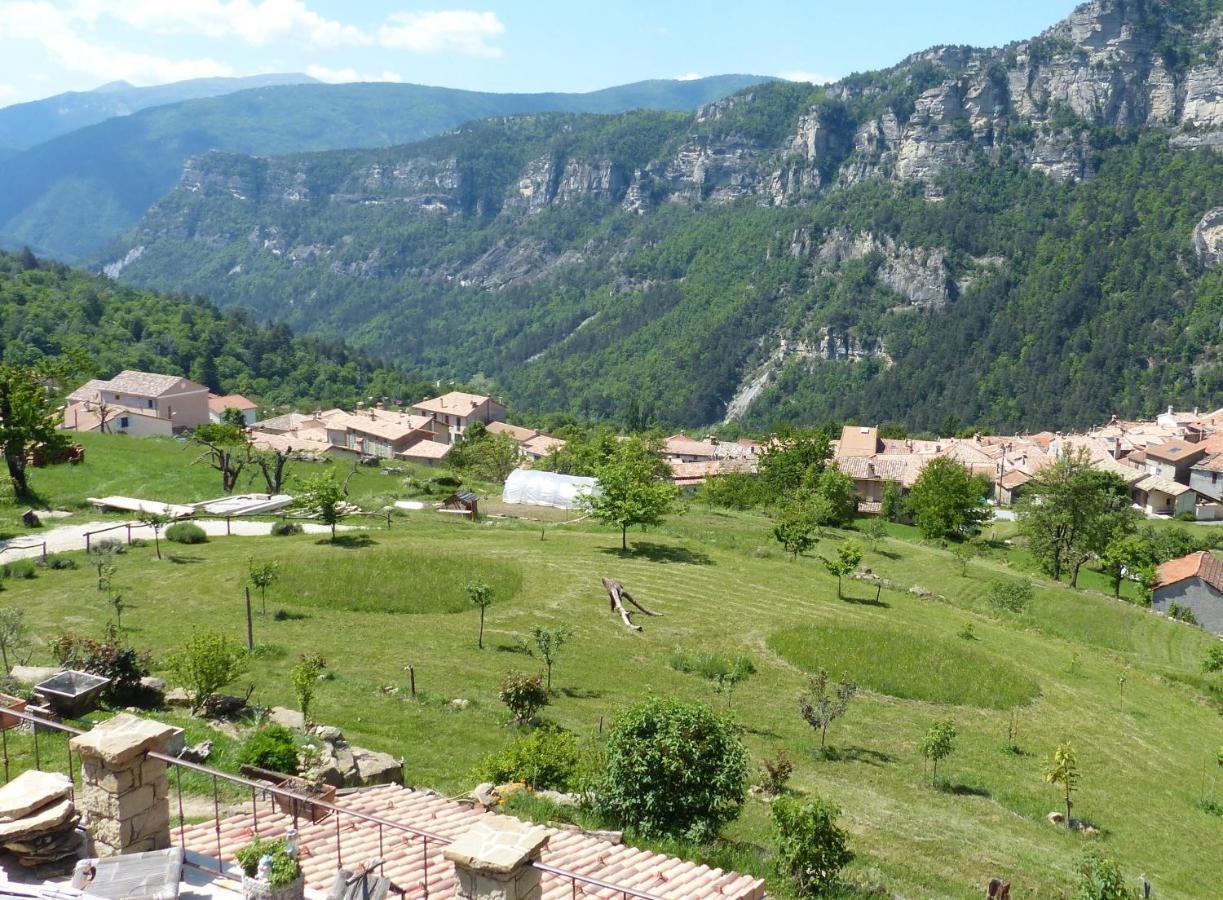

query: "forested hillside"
left=0, top=250, right=425, bottom=409
left=0, top=75, right=767, bottom=262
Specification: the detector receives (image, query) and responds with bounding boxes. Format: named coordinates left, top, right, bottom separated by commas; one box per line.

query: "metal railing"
left=0, top=708, right=671, bottom=900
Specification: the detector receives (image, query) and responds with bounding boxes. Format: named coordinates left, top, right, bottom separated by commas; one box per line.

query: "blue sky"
left=0, top=1, right=1080, bottom=105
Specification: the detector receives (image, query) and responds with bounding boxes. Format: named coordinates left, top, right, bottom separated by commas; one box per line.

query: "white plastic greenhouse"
left=502, top=468, right=599, bottom=510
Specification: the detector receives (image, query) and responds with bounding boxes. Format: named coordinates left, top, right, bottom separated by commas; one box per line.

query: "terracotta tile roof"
left=1136, top=473, right=1193, bottom=497
left=486, top=422, right=539, bottom=442
left=209, top=394, right=258, bottom=413
left=1195, top=452, right=1223, bottom=473
left=396, top=439, right=452, bottom=461
left=1156, top=551, right=1223, bottom=592
left=662, top=434, right=719, bottom=459
left=523, top=434, right=566, bottom=456
left=996, top=470, right=1032, bottom=490
left=835, top=454, right=930, bottom=488
left=412, top=392, right=495, bottom=416
left=66, top=379, right=112, bottom=404
left=248, top=432, right=338, bottom=456
left=329, top=412, right=434, bottom=443
left=109, top=370, right=204, bottom=397
left=1144, top=440, right=1206, bottom=465
left=173, top=784, right=764, bottom=900
left=837, top=426, right=880, bottom=457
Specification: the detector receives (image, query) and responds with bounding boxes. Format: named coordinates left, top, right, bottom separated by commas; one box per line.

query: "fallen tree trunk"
left=601, top=577, right=662, bottom=631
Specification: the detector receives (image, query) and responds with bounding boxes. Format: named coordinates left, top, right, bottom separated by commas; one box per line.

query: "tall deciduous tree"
left=191, top=423, right=249, bottom=493
left=1018, top=449, right=1135, bottom=585
left=0, top=364, right=64, bottom=501
left=758, top=429, right=832, bottom=502
left=907, top=458, right=992, bottom=540
left=585, top=437, right=679, bottom=551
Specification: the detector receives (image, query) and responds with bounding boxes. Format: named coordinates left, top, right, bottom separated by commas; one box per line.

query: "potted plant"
left=234, top=836, right=304, bottom=900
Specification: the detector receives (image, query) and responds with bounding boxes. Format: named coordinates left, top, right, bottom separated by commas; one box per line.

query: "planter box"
left=33, top=670, right=110, bottom=718
left=242, top=873, right=304, bottom=900
left=0, top=693, right=27, bottom=730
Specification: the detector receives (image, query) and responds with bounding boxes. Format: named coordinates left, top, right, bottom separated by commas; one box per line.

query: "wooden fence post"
left=244, top=587, right=254, bottom=651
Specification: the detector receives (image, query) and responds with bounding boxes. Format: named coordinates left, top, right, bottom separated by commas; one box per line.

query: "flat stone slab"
left=8, top=666, right=62, bottom=687
left=443, top=816, right=549, bottom=875
left=0, top=797, right=75, bottom=840
left=0, top=771, right=72, bottom=822
left=267, top=706, right=305, bottom=730
left=70, top=713, right=178, bottom=767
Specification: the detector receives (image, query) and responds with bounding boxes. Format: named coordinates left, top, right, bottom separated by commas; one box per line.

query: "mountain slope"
left=0, top=249, right=422, bottom=409
left=0, top=75, right=768, bottom=262
left=0, top=73, right=317, bottom=151
left=114, top=0, right=1223, bottom=431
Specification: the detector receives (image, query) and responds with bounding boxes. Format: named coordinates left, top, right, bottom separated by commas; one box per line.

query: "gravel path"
left=0, top=518, right=352, bottom=560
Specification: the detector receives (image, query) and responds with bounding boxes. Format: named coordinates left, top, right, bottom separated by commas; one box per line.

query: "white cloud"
left=0, top=1, right=233, bottom=85
left=0, top=84, right=19, bottom=103
left=305, top=65, right=403, bottom=84
left=675, top=72, right=702, bottom=81
left=778, top=70, right=834, bottom=85
left=377, top=10, right=505, bottom=57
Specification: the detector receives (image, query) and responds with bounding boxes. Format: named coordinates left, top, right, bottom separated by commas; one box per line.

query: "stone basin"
left=34, top=670, right=110, bottom=719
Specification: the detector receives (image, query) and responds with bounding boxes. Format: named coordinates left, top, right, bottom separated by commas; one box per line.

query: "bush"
left=759, top=748, right=794, bottom=795
left=165, top=631, right=247, bottom=713
left=270, top=521, right=302, bottom=536
left=166, top=522, right=208, bottom=544
left=985, top=577, right=1032, bottom=614
left=237, top=725, right=300, bottom=775
left=771, top=794, right=853, bottom=898
left=1168, top=603, right=1199, bottom=625
left=1074, top=847, right=1136, bottom=900
left=48, top=630, right=151, bottom=706
left=2, top=560, right=36, bottom=580
left=595, top=696, right=748, bottom=841
left=234, top=837, right=300, bottom=887
left=475, top=727, right=581, bottom=790
left=498, top=671, right=548, bottom=724
left=1204, top=645, right=1223, bottom=673
left=39, top=554, right=77, bottom=570
left=669, top=649, right=756, bottom=681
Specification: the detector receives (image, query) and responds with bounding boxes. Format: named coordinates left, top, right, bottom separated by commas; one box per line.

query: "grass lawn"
left=2, top=435, right=1222, bottom=897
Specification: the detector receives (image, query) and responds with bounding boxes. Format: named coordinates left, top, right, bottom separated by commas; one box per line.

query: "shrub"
left=2, top=560, right=36, bottom=580
left=166, top=522, right=208, bottom=544
left=475, top=727, right=581, bottom=790
left=237, top=725, right=300, bottom=775
left=595, top=696, right=748, bottom=841
left=91, top=538, right=126, bottom=555
left=1204, top=645, right=1223, bottom=673
left=759, top=748, right=794, bottom=795
left=771, top=794, right=853, bottom=898
left=498, top=671, right=548, bottom=724
left=1168, top=603, right=1199, bottom=625
left=1074, top=847, right=1136, bottom=900
left=39, top=554, right=77, bottom=570
left=270, top=521, right=302, bottom=536
left=234, top=836, right=300, bottom=887
left=165, top=631, right=247, bottom=713
left=290, top=654, right=326, bottom=725
left=985, top=577, right=1032, bottom=614
left=48, top=630, right=151, bottom=706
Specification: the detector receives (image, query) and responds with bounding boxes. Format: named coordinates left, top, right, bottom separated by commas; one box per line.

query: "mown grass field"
left=2, top=435, right=1222, bottom=898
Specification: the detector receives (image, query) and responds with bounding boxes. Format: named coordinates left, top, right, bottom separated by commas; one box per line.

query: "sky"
left=0, top=1, right=1082, bottom=106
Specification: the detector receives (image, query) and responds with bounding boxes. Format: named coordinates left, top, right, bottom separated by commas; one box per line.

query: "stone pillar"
left=443, top=816, right=549, bottom=900
left=68, top=713, right=176, bottom=857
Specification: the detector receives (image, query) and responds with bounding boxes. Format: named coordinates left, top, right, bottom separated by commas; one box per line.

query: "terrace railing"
left=0, top=708, right=667, bottom=900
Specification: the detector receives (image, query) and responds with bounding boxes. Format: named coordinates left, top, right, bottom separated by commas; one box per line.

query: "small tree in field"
left=248, top=560, right=281, bottom=616
left=465, top=579, right=493, bottom=649
left=774, top=504, right=817, bottom=560
left=0, top=605, right=28, bottom=674
left=822, top=541, right=863, bottom=599
left=918, top=719, right=957, bottom=786
left=138, top=510, right=171, bottom=560
left=584, top=437, right=678, bottom=551
left=291, top=654, right=326, bottom=726
left=799, top=669, right=858, bottom=751
left=499, top=671, right=548, bottom=724
left=860, top=517, right=887, bottom=549
left=951, top=541, right=977, bottom=576
left=771, top=794, right=854, bottom=898
left=166, top=631, right=247, bottom=713
left=298, top=473, right=347, bottom=540
left=1044, top=742, right=1080, bottom=827
left=530, top=625, right=572, bottom=692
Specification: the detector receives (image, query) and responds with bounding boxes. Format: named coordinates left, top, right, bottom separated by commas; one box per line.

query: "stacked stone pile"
left=0, top=770, right=81, bottom=867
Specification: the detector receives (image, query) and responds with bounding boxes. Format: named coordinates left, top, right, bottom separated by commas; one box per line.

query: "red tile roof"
left=1144, top=440, right=1206, bottom=465
left=1155, top=551, right=1223, bottom=593
left=173, top=784, right=764, bottom=900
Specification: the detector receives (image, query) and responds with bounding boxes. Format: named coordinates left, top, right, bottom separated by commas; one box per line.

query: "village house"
left=1189, top=453, right=1223, bottom=520
left=1128, top=439, right=1207, bottom=484
left=63, top=370, right=210, bottom=435
left=485, top=421, right=568, bottom=461
left=323, top=409, right=450, bottom=460
left=411, top=391, right=506, bottom=444
left=1151, top=551, right=1223, bottom=636
left=207, top=393, right=258, bottom=425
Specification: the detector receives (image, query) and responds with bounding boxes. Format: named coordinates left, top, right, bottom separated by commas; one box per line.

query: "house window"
left=147, top=398, right=154, bottom=409
left=119, top=416, right=130, bottom=428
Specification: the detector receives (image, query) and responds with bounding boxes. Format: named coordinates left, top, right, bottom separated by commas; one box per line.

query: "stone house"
left=411, top=392, right=506, bottom=444
left=1151, top=551, right=1223, bottom=636
left=207, top=393, right=258, bottom=425
left=324, top=410, right=449, bottom=459
left=1129, top=439, right=1207, bottom=484
left=64, top=370, right=210, bottom=434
